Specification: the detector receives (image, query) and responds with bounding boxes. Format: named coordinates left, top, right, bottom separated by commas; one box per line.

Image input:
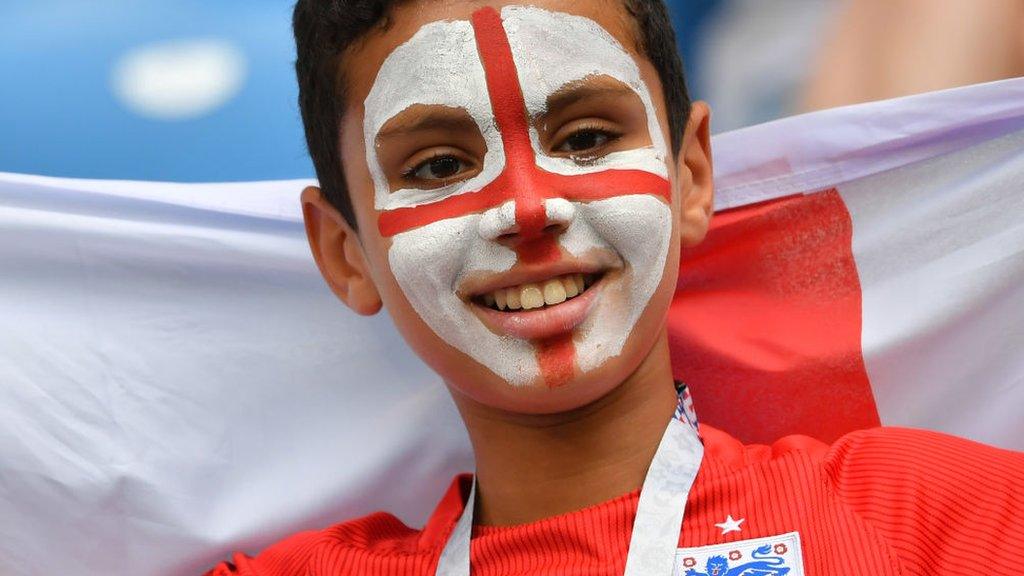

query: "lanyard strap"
left=435, top=386, right=704, bottom=576
left=622, top=417, right=702, bottom=576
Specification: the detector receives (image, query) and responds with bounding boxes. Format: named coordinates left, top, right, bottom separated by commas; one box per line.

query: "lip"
left=470, top=273, right=607, bottom=340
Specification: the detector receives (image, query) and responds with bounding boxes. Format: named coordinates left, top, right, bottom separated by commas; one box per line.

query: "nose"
left=478, top=198, right=575, bottom=242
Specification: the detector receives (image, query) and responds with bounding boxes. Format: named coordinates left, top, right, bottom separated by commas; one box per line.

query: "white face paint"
left=363, top=20, right=507, bottom=212
left=365, top=6, right=673, bottom=387
left=501, top=6, right=670, bottom=179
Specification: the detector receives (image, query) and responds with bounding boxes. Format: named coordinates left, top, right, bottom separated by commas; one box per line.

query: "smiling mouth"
left=473, top=273, right=602, bottom=312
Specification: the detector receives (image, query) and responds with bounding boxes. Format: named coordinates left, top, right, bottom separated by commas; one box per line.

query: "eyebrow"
left=542, top=79, right=638, bottom=117
left=376, top=106, right=479, bottom=140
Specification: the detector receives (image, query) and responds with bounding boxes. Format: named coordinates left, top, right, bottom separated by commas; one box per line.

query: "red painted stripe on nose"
left=471, top=7, right=536, bottom=169
left=471, top=6, right=554, bottom=264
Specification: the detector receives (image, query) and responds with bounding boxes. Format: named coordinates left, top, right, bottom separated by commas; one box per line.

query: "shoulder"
left=204, top=512, right=425, bottom=576
left=823, top=425, right=1024, bottom=493
left=203, top=476, right=472, bottom=575
left=204, top=529, right=325, bottom=576
left=822, top=426, right=1024, bottom=562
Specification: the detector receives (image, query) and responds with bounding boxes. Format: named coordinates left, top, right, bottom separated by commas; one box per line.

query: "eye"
left=406, top=154, right=468, bottom=182
left=555, top=127, right=617, bottom=154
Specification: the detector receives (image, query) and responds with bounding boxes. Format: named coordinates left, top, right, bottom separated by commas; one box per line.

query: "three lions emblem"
left=675, top=532, right=804, bottom=576
left=684, top=545, right=790, bottom=576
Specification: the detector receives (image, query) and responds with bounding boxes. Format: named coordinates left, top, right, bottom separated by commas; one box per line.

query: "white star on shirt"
left=715, top=515, right=745, bottom=535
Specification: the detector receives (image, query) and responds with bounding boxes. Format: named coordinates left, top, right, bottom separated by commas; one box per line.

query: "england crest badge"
left=674, top=532, right=804, bottom=576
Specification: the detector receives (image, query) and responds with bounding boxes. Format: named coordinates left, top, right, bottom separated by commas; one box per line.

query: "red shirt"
left=207, top=425, right=1024, bottom=575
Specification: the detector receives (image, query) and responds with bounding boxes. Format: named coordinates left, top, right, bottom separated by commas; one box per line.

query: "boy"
left=209, top=0, right=1024, bottom=574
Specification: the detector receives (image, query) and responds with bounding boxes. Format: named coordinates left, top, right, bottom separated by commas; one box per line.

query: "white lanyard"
left=435, top=387, right=704, bottom=576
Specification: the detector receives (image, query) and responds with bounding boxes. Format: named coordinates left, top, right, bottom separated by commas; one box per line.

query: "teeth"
left=521, top=283, right=544, bottom=310
left=506, top=288, right=522, bottom=310
left=562, top=276, right=579, bottom=298
left=477, top=272, right=601, bottom=311
left=543, top=279, right=567, bottom=305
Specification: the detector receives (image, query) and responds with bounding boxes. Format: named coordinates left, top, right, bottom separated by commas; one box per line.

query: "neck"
left=451, top=331, right=679, bottom=526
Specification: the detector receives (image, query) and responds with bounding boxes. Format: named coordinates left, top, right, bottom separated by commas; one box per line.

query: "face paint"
left=364, top=20, right=507, bottom=212
left=365, top=6, right=673, bottom=388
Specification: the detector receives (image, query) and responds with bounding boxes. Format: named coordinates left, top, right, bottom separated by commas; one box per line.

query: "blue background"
left=0, top=0, right=718, bottom=182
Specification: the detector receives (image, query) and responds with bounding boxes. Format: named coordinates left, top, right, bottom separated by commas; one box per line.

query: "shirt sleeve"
left=203, top=530, right=321, bottom=576
left=825, top=427, right=1024, bottom=574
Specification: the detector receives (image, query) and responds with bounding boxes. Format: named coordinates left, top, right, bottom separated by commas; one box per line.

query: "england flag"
left=0, top=78, right=1021, bottom=574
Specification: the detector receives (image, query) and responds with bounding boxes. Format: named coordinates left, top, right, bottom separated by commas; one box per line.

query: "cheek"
left=581, top=195, right=673, bottom=285
left=569, top=195, right=674, bottom=372
left=387, top=214, right=478, bottom=325
left=387, top=213, right=519, bottom=305
left=386, top=213, right=541, bottom=386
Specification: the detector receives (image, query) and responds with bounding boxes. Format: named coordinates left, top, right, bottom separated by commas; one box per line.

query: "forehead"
left=342, top=0, right=643, bottom=113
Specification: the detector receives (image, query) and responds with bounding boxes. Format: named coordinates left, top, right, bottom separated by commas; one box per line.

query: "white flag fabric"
left=1, top=78, right=1022, bottom=575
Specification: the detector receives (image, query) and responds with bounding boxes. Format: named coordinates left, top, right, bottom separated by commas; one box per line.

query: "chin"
left=444, top=296, right=671, bottom=415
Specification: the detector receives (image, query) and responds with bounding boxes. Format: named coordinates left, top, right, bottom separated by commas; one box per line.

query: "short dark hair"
left=293, top=0, right=690, bottom=229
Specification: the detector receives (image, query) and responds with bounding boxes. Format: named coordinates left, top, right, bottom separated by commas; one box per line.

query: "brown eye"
left=411, top=155, right=465, bottom=181
left=557, top=129, right=614, bottom=153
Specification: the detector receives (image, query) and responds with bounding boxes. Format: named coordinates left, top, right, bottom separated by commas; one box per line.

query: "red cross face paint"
left=364, top=6, right=673, bottom=388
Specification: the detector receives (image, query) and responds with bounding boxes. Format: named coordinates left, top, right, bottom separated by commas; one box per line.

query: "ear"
left=301, top=186, right=383, bottom=316
left=675, top=101, right=714, bottom=248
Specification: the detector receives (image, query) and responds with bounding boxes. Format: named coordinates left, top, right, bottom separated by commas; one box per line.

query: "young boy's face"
left=304, top=0, right=712, bottom=413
